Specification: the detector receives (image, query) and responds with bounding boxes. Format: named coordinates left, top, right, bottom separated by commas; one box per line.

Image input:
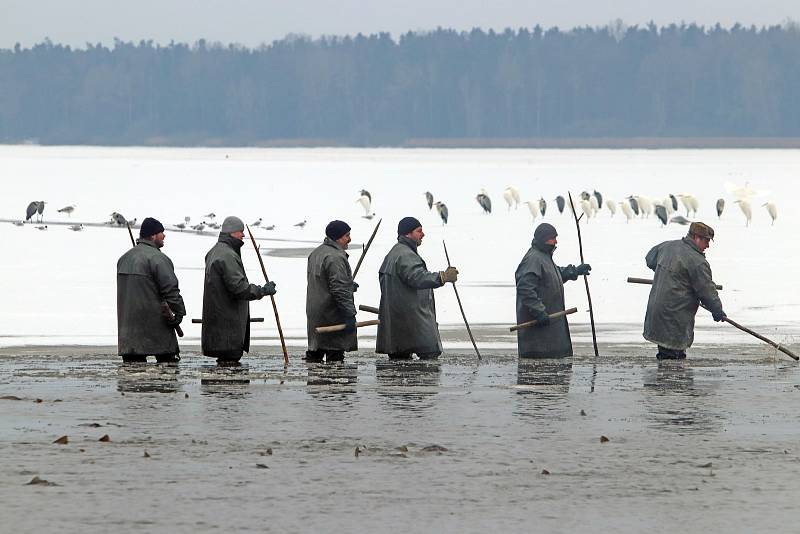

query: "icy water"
left=3, top=343, right=800, bottom=533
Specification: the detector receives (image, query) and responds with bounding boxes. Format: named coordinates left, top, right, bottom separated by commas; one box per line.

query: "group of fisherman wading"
left=117, top=214, right=724, bottom=364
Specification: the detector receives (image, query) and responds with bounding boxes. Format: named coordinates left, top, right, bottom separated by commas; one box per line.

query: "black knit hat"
left=325, top=220, right=351, bottom=240
left=139, top=217, right=165, bottom=238
left=533, top=222, right=557, bottom=243
left=397, top=216, right=422, bottom=236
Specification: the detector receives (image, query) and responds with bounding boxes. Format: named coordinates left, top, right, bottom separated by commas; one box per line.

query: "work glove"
left=167, top=314, right=183, bottom=327
left=261, top=281, right=277, bottom=297
left=352, top=281, right=359, bottom=293
left=534, top=310, right=551, bottom=327
left=576, top=263, right=592, bottom=276
left=343, top=315, right=357, bottom=334
left=712, top=308, right=727, bottom=322
left=440, top=266, right=459, bottom=284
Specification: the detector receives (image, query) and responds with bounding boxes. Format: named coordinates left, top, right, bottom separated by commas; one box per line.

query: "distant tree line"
left=1, top=23, right=800, bottom=146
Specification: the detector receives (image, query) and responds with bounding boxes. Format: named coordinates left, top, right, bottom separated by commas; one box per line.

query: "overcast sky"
left=3, top=0, right=799, bottom=49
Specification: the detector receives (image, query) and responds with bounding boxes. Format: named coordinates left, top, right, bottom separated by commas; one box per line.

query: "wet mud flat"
left=2, top=343, right=800, bottom=533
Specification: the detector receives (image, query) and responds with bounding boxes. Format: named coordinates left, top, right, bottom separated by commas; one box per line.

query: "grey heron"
left=476, top=189, right=491, bottom=214
left=654, top=204, right=668, bottom=226
left=538, top=197, right=547, bottom=217
left=434, top=201, right=449, bottom=225
left=25, top=201, right=39, bottom=222
left=716, top=199, right=725, bottom=218
left=425, top=191, right=434, bottom=210
left=555, top=195, right=565, bottom=214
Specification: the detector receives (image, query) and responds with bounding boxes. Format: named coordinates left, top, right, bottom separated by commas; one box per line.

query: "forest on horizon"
left=1, top=22, right=799, bottom=146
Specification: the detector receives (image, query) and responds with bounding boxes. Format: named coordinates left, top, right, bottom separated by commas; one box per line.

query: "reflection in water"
left=200, top=363, right=251, bottom=398
left=642, top=361, right=722, bottom=433
left=513, top=360, right=572, bottom=422
left=116, top=362, right=181, bottom=394
left=306, top=362, right=359, bottom=401
left=376, top=360, right=441, bottom=413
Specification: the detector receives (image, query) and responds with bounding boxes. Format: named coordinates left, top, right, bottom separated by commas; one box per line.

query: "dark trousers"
left=657, top=346, right=687, bottom=360
left=305, top=350, right=345, bottom=362
left=121, top=354, right=180, bottom=363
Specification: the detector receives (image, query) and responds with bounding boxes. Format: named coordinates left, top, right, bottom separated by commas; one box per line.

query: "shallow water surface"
left=2, top=344, right=800, bottom=532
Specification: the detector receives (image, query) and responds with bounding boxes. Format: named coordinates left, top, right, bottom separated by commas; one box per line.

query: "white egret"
left=735, top=199, right=752, bottom=227
left=763, top=202, right=777, bottom=225
left=523, top=200, right=539, bottom=221
left=619, top=201, right=633, bottom=222
left=605, top=199, right=617, bottom=216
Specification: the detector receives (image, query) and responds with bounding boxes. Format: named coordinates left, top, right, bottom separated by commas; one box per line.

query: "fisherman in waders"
left=117, top=217, right=186, bottom=363
left=515, top=223, right=590, bottom=358
left=201, top=216, right=276, bottom=364
left=305, top=220, right=358, bottom=363
left=376, top=217, right=458, bottom=360
left=644, top=221, right=726, bottom=359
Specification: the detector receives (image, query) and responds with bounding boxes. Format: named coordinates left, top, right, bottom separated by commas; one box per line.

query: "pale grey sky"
left=2, top=0, right=799, bottom=48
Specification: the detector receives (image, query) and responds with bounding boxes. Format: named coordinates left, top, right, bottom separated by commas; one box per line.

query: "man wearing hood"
left=375, top=216, right=458, bottom=360
left=305, top=220, right=358, bottom=363
left=643, top=221, right=725, bottom=359
left=202, top=216, right=277, bottom=363
left=117, top=217, right=186, bottom=363
left=515, top=223, right=590, bottom=358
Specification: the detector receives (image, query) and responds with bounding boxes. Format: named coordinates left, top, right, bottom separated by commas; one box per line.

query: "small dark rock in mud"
left=256, top=463, right=269, bottom=469
left=53, top=435, right=69, bottom=445
left=541, top=469, right=551, bottom=475
left=421, top=445, right=448, bottom=453
left=143, top=450, right=150, bottom=458
left=98, top=434, right=111, bottom=442
left=26, top=476, right=58, bottom=486
left=600, top=436, right=610, bottom=443
left=0, top=395, right=22, bottom=401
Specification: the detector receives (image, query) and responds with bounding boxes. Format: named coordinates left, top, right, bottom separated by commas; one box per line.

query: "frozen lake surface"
left=2, top=344, right=800, bottom=532
left=1, top=146, right=798, bottom=351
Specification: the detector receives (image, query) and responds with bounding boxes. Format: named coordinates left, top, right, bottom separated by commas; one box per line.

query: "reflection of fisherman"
left=644, top=222, right=725, bottom=360
left=305, top=220, right=357, bottom=363
left=376, top=217, right=458, bottom=360
left=117, top=217, right=185, bottom=363
left=201, top=216, right=277, bottom=364
left=515, top=223, right=590, bottom=358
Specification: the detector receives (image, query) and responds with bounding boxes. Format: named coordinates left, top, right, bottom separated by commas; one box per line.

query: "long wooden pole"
left=352, top=218, right=382, bottom=280
left=510, top=307, right=578, bottom=332
left=247, top=225, right=289, bottom=366
left=568, top=192, right=599, bottom=357
left=628, top=276, right=723, bottom=291
left=443, top=241, right=481, bottom=360
left=315, top=319, right=380, bottom=334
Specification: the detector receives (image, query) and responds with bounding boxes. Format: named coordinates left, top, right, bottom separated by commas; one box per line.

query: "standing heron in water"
left=476, top=189, right=492, bottom=214
left=654, top=204, right=668, bottom=226
left=555, top=195, right=566, bottom=214
left=763, top=202, right=777, bottom=225
left=425, top=191, right=434, bottom=210
left=25, top=201, right=39, bottom=222
left=36, top=201, right=46, bottom=222
left=357, top=191, right=372, bottom=216
left=716, top=199, right=725, bottom=219
left=434, top=201, right=449, bottom=225
left=628, top=196, right=640, bottom=216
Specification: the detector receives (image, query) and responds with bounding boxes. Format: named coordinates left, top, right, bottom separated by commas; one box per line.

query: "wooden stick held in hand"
left=352, top=218, right=382, bottom=280
left=628, top=277, right=723, bottom=291
left=315, top=319, right=380, bottom=334
left=510, top=308, right=578, bottom=332
left=568, top=192, right=599, bottom=357
left=247, top=225, right=289, bottom=366
left=443, top=241, right=481, bottom=360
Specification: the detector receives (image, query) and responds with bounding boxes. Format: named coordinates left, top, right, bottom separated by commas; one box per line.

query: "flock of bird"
left=10, top=182, right=778, bottom=237
left=420, top=182, right=777, bottom=227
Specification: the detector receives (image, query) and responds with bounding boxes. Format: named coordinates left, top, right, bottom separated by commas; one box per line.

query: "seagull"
left=264, top=225, right=275, bottom=230
left=191, top=223, right=206, bottom=232
left=12, top=220, right=24, bottom=227
left=434, top=202, right=449, bottom=225
left=57, top=205, right=76, bottom=217
left=69, top=224, right=84, bottom=231
left=763, top=202, right=777, bottom=225
left=425, top=192, right=434, bottom=210
left=669, top=215, right=691, bottom=225
left=476, top=189, right=492, bottom=214
left=175, top=223, right=186, bottom=230
left=203, top=212, right=216, bottom=220
left=716, top=199, right=725, bottom=219
left=294, top=220, right=307, bottom=228
left=251, top=218, right=262, bottom=227
left=36, top=225, right=48, bottom=231
left=362, top=213, right=376, bottom=220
